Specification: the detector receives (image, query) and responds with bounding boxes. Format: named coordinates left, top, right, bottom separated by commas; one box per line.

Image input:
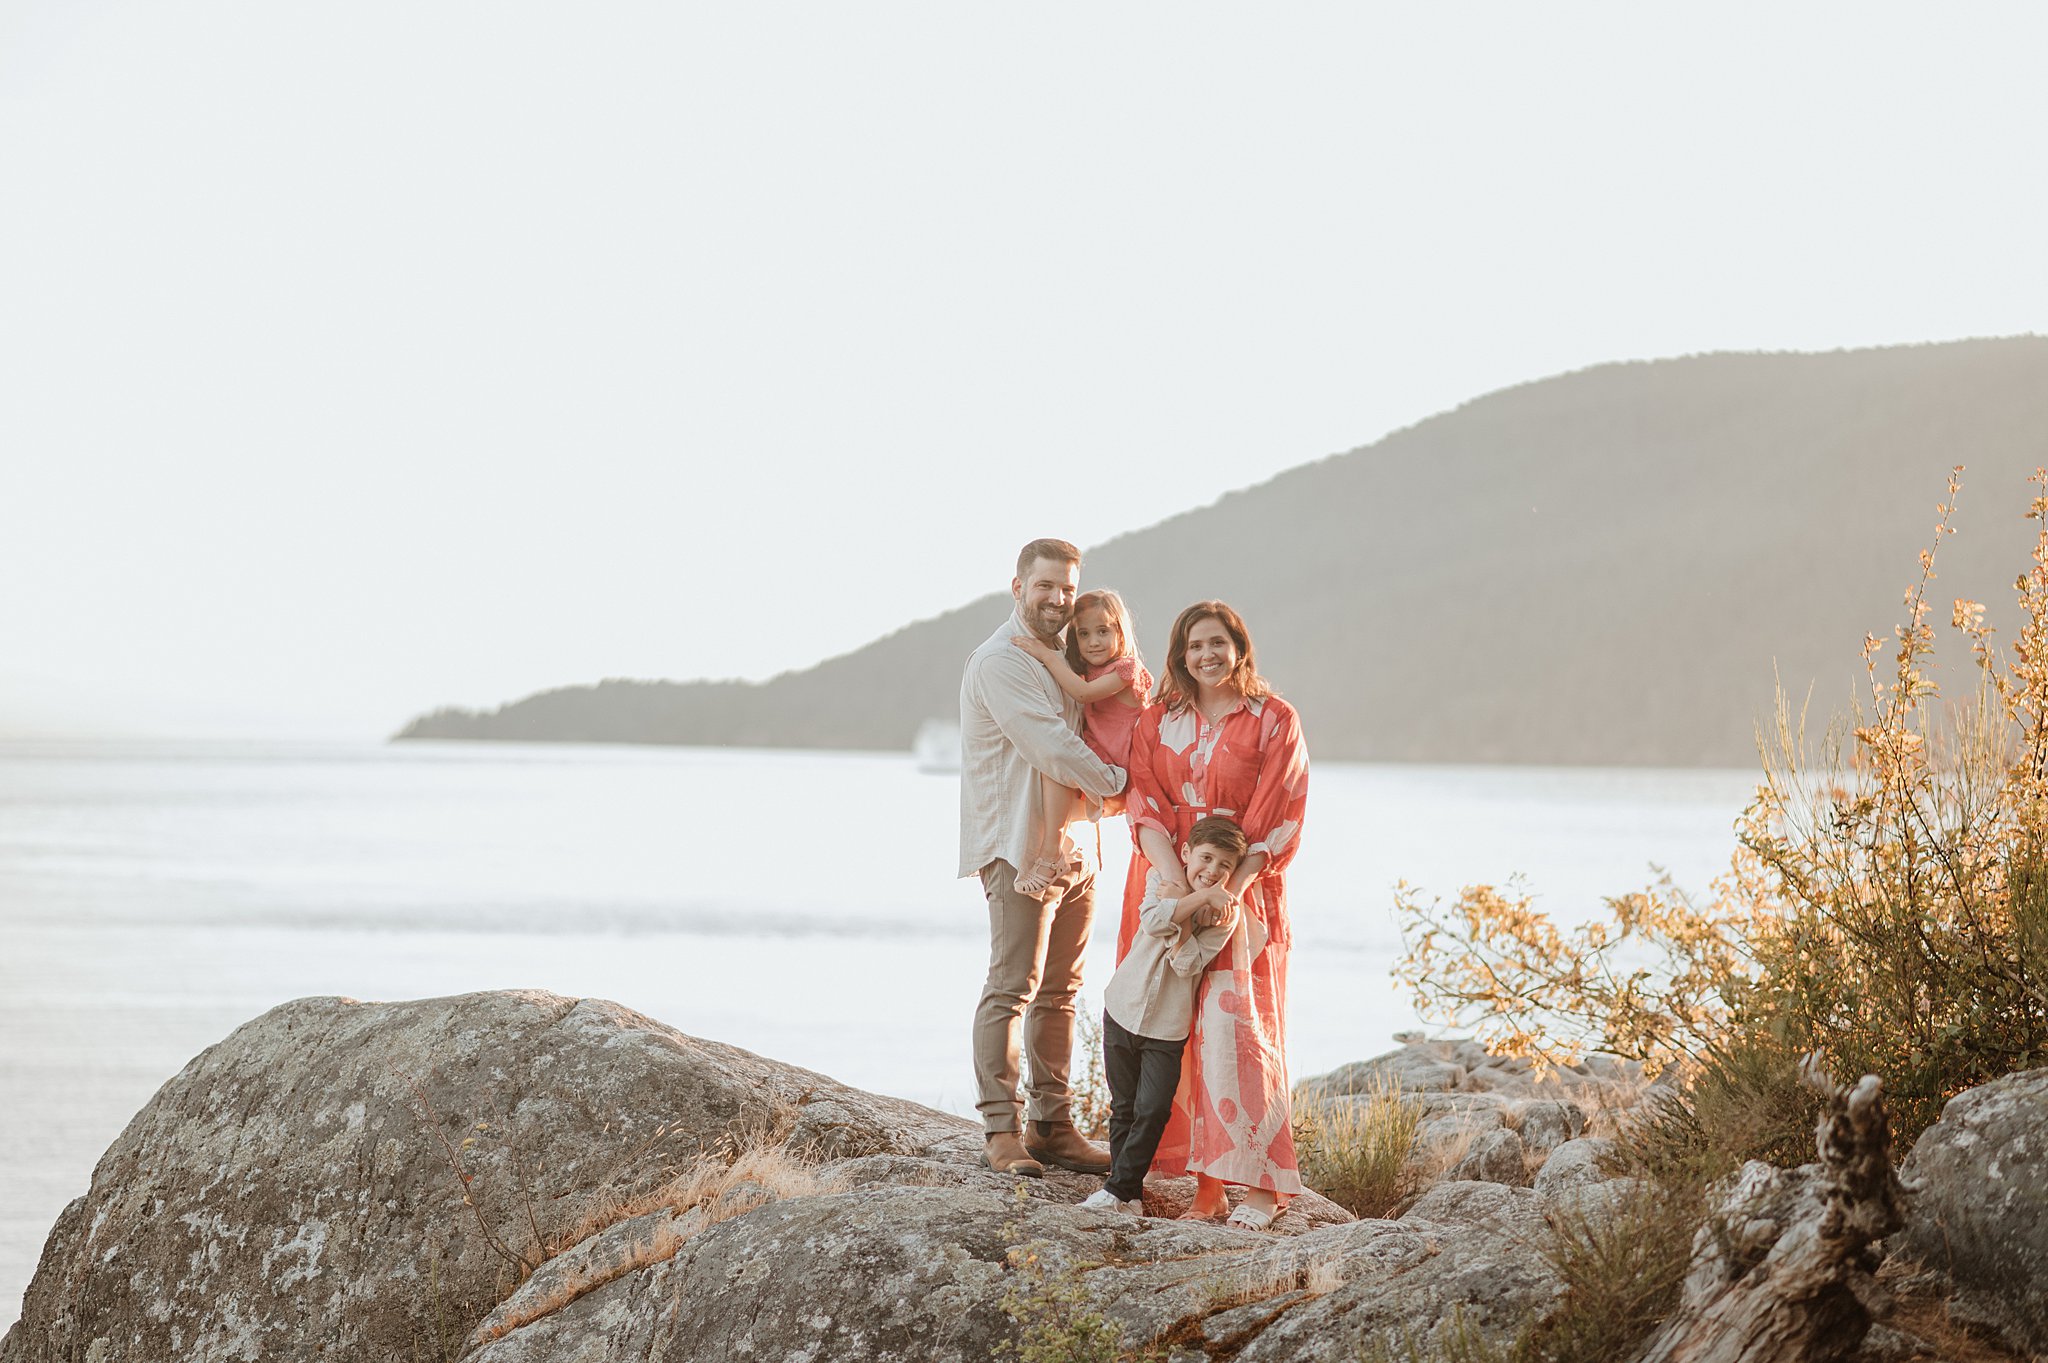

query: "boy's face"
left=1182, top=841, right=1240, bottom=889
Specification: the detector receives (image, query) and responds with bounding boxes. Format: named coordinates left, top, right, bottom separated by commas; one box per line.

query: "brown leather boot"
left=985, top=1130, right=1045, bottom=1177
left=1024, top=1120, right=1111, bottom=1174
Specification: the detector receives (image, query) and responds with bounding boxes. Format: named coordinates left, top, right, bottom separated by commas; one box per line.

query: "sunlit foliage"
left=1398, top=466, right=2048, bottom=1146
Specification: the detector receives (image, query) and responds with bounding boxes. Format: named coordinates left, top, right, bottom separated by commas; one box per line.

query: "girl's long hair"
left=1064, top=589, right=1145, bottom=680
left=1154, top=600, right=1271, bottom=712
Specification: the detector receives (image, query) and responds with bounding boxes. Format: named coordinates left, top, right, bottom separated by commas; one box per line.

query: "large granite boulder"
left=1897, top=1066, right=2048, bottom=1355
left=0, top=991, right=971, bottom=1363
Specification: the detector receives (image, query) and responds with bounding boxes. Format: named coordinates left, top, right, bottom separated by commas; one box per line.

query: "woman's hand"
left=1009, top=635, right=1058, bottom=664
left=1180, top=884, right=1241, bottom=929
left=1191, top=890, right=1241, bottom=932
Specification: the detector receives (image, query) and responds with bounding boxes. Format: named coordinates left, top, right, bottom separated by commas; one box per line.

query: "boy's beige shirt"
left=1104, top=869, right=1235, bottom=1041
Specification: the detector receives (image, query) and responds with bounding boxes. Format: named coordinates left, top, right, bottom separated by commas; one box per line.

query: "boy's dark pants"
left=1101, top=1010, right=1186, bottom=1203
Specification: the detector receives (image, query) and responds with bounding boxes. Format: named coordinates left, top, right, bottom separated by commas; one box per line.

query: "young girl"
left=1009, top=589, right=1153, bottom=896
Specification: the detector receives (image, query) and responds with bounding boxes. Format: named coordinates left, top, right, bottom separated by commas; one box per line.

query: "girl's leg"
left=1013, top=772, right=1074, bottom=896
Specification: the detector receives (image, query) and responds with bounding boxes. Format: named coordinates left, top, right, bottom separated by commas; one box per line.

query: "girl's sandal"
left=1225, top=1203, right=1276, bottom=1231
left=1014, top=857, right=1062, bottom=897
left=1177, top=1204, right=1229, bottom=1223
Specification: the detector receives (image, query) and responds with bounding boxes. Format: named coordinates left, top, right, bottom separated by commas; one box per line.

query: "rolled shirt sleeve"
left=1138, top=878, right=1234, bottom=977
left=1136, top=885, right=1181, bottom=940
left=957, top=611, right=1127, bottom=879
left=972, top=650, right=1124, bottom=799
left=1167, top=920, right=1234, bottom=978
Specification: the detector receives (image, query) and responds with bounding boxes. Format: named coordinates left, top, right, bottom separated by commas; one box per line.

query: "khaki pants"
left=973, top=857, right=1096, bottom=1135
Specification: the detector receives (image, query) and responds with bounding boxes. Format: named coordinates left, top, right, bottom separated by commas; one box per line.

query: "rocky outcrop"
left=456, top=1184, right=1563, bottom=1363
left=1897, top=1068, right=2048, bottom=1356
left=0, top=996, right=1552, bottom=1363
left=8, top=996, right=2040, bottom=1363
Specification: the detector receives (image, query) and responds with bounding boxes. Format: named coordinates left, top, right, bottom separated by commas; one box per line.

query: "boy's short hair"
left=1186, top=815, right=1249, bottom=863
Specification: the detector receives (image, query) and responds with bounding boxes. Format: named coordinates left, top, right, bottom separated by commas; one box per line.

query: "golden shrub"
left=1398, top=466, right=2048, bottom=1147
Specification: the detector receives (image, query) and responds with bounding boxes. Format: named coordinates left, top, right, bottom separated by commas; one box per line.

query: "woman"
left=1121, top=601, right=1309, bottom=1228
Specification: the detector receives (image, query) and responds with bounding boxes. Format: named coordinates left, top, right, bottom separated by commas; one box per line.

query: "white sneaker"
left=1080, top=1188, right=1141, bottom=1214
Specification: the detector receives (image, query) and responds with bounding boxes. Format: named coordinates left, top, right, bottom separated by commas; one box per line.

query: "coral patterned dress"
left=1120, top=693, right=1309, bottom=1194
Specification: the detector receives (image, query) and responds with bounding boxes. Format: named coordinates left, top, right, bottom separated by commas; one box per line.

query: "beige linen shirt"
left=1103, top=870, right=1234, bottom=1041
left=957, top=609, right=1126, bottom=879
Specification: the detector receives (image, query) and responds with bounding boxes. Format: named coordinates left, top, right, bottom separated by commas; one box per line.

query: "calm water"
left=0, top=738, right=1759, bottom=1325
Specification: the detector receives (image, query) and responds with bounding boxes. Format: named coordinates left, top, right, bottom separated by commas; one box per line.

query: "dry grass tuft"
left=1199, top=1245, right=1352, bottom=1312
left=1525, top=1177, right=1699, bottom=1363
left=1415, top=1122, right=1479, bottom=1184
left=1577, top=1073, right=1653, bottom=1142
left=1069, top=1003, right=1113, bottom=1142
left=557, top=1138, right=842, bottom=1251
left=1876, top=1259, right=2033, bottom=1363
left=1357, top=1176, right=1702, bottom=1363
left=1292, top=1075, right=1423, bottom=1218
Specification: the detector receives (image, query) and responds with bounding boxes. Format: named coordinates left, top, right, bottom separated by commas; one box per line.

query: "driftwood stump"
left=1633, top=1056, right=1906, bottom=1363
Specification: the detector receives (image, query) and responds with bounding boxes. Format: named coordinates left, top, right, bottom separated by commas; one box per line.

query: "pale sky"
left=4, top=3, right=2044, bottom=738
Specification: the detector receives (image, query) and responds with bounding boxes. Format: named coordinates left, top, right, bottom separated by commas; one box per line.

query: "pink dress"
left=1081, top=655, right=1152, bottom=769
left=1119, top=694, right=1309, bottom=1194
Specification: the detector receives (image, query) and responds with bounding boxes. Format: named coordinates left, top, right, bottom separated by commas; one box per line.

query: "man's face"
left=1012, top=557, right=1079, bottom=642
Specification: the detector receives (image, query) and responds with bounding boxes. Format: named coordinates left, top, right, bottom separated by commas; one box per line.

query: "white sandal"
left=1013, top=856, right=1062, bottom=897
left=1225, top=1203, right=1275, bottom=1231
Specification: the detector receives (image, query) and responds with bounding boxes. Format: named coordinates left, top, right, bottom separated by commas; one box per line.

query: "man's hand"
left=1009, top=635, right=1059, bottom=665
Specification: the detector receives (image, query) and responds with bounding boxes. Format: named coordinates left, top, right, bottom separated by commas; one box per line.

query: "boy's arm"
left=1165, top=892, right=1240, bottom=976
left=1167, top=914, right=1238, bottom=977
left=1136, top=882, right=1186, bottom=940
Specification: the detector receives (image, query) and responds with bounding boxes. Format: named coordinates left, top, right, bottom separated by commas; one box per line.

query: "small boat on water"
left=913, top=719, right=961, bottom=773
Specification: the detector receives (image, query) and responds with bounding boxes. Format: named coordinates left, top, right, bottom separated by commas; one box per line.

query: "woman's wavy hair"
left=1154, top=600, right=1271, bottom=712
left=1064, top=589, right=1144, bottom=679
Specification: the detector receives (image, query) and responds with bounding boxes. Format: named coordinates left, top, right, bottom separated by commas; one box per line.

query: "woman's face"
left=1183, top=616, right=1240, bottom=693
left=1072, top=608, right=1119, bottom=669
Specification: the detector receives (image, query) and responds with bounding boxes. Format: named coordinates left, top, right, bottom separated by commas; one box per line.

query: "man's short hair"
left=1187, top=815, right=1249, bottom=863
left=1016, top=538, right=1082, bottom=580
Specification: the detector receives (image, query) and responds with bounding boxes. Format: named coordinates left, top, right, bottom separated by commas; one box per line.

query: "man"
left=959, top=538, right=1128, bottom=1176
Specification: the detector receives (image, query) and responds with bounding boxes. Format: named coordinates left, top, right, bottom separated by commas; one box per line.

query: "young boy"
left=1081, top=815, right=1248, bottom=1214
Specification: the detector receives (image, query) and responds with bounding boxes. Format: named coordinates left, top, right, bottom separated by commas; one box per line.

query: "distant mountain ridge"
left=396, top=337, right=2048, bottom=765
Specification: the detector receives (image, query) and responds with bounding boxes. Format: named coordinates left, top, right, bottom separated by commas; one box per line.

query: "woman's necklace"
left=1198, top=690, right=1238, bottom=725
